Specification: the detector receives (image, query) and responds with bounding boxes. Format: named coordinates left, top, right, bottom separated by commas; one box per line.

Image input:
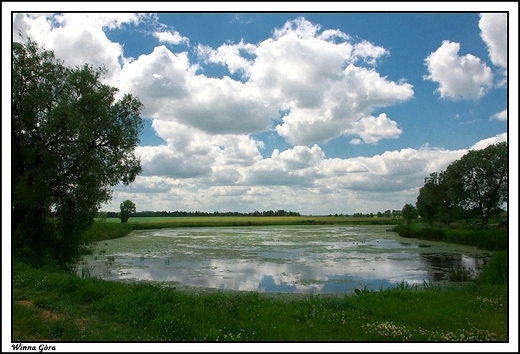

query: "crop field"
left=98, top=215, right=398, bottom=227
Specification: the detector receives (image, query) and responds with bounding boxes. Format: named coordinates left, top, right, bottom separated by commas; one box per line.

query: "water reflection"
left=79, top=225, right=492, bottom=294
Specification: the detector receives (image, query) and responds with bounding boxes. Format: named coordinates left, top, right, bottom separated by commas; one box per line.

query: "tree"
left=401, top=203, right=418, bottom=225
left=416, top=172, right=453, bottom=226
left=12, top=39, right=144, bottom=268
left=119, top=200, right=136, bottom=223
left=443, top=142, right=507, bottom=226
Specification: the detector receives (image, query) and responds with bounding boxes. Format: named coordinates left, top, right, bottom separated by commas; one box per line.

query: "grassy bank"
left=13, top=260, right=507, bottom=342
left=393, top=222, right=507, bottom=251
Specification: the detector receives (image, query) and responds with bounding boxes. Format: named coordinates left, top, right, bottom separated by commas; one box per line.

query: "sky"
left=5, top=3, right=517, bottom=216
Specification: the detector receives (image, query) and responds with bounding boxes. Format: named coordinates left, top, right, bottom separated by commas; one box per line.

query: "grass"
left=12, top=259, right=507, bottom=342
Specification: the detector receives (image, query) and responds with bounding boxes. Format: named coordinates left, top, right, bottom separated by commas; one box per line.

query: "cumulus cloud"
left=348, top=113, right=402, bottom=144
left=272, top=63, right=413, bottom=145
left=137, top=145, right=213, bottom=179
left=479, top=13, right=507, bottom=69
left=196, top=40, right=256, bottom=77
left=118, top=45, right=275, bottom=134
left=424, top=40, right=494, bottom=100
left=195, top=17, right=411, bottom=146
left=14, top=14, right=413, bottom=147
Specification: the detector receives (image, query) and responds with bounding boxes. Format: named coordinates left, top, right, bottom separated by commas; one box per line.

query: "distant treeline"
left=104, top=210, right=301, bottom=218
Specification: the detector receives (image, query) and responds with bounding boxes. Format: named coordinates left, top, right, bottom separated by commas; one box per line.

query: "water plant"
left=447, top=267, right=475, bottom=282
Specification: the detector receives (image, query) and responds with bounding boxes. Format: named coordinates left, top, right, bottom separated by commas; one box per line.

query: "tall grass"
left=477, top=251, right=507, bottom=285
left=393, top=223, right=507, bottom=251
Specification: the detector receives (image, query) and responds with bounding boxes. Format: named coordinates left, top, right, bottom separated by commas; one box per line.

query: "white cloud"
left=52, top=13, right=145, bottom=29
left=194, top=17, right=411, bottom=146
left=491, top=109, right=507, bottom=122
left=118, top=45, right=192, bottom=105
left=469, top=132, right=507, bottom=150
left=13, top=15, right=413, bottom=146
left=118, top=45, right=275, bottom=134
left=196, top=40, right=256, bottom=77
left=102, top=134, right=504, bottom=215
left=154, top=30, right=188, bottom=45
left=424, top=40, right=493, bottom=100
left=137, top=145, right=213, bottom=179
left=479, top=13, right=507, bottom=69
left=349, top=113, right=402, bottom=144
left=12, top=13, right=148, bottom=86
left=273, top=63, right=413, bottom=145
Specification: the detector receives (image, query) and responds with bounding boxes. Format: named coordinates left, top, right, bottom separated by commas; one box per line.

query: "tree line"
left=102, top=209, right=302, bottom=219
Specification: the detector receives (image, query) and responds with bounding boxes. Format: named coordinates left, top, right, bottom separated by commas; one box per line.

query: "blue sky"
left=6, top=4, right=515, bottom=216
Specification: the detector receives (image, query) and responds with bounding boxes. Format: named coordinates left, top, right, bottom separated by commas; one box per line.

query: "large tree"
left=443, top=142, right=507, bottom=226
left=12, top=39, right=144, bottom=267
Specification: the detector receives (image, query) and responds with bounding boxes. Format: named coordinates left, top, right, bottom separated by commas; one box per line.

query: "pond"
left=77, top=225, right=493, bottom=294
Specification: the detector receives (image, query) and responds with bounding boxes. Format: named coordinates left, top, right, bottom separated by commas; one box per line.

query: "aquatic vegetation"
left=77, top=225, right=491, bottom=294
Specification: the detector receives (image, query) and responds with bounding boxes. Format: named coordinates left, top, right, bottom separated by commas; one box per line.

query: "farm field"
left=97, top=215, right=398, bottom=226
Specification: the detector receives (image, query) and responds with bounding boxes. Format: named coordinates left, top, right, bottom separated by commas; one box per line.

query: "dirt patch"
left=39, top=309, right=63, bottom=321
left=17, top=300, right=34, bottom=308
left=75, top=318, right=87, bottom=331
left=17, top=300, right=84, bottom=327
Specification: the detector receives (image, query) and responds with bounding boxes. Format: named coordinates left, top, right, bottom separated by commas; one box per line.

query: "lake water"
left=77, top=225, right=493, bottom=294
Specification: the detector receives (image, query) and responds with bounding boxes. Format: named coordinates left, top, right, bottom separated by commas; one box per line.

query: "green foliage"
left=445, top=142, right=507, bottom=226
left=119, top=200, right=137, bottom=223
left=393, top=222, right=506, bottom=251
left=416, top=142, right=507, bottom=226
left=12, top=39, right=143, bottom=269
left=401, top=203, right=417, bottom=225
left=416, top=172, right=453, bottom=225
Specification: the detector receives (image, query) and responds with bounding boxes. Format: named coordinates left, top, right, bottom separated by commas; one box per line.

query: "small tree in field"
left=119, top=200, right=136, bottom=223
left=401, top=203, right=418, bottom=225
